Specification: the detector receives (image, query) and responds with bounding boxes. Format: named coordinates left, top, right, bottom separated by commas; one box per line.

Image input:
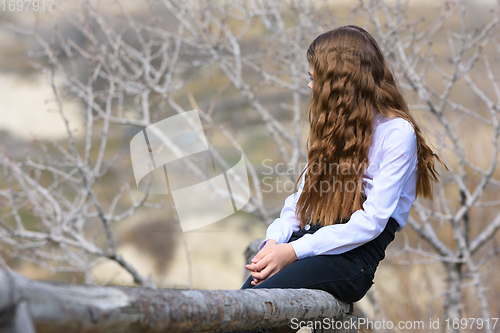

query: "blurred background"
left=0, top=0, right=499, bottom=332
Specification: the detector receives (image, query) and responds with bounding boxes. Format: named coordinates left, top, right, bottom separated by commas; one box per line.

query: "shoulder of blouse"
left=375, top=115, right=416, bottom=146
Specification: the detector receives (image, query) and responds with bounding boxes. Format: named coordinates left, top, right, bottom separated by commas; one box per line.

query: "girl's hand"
left=245, top=243, right=298, bottom=286
left=245, top=239, right=277, bottom=285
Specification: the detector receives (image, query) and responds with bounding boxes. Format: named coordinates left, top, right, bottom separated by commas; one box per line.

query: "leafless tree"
left=0, top=0, right=499, bottom=332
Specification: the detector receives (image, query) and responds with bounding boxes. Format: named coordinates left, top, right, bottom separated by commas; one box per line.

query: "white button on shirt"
left=259, top=111, right=419, bottom=260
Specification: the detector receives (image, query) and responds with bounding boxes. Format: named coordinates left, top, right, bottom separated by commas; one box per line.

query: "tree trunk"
left=443, top=262, right=463, bottom=333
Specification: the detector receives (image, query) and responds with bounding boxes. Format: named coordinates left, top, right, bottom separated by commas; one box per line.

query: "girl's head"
left=306, top=25, right=405, bottom=126
left=295, top=25, right=442, bottom=227
left=306, top=25, right=386, bottom=94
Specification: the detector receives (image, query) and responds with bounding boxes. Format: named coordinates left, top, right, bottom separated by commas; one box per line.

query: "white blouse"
left=259, top=111, right=419, bottom=260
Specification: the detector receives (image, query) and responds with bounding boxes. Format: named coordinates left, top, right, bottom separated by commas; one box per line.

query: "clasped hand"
left=245, top=239, right=298, bottom=286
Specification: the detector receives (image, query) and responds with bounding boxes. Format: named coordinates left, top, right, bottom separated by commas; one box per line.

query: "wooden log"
left=0, top=269, right=357, bottom=333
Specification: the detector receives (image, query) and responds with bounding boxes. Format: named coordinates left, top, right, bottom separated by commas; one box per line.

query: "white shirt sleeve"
left=288, top=122, right=418, bottom=260
left=257, top=170, right=306, bottom=252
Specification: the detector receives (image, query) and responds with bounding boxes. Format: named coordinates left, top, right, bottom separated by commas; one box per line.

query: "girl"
left=241, top=25, right=443, bottom=306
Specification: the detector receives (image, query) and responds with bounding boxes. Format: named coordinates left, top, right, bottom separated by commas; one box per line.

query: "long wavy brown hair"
left=295, top=25, right=445, bottom=228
